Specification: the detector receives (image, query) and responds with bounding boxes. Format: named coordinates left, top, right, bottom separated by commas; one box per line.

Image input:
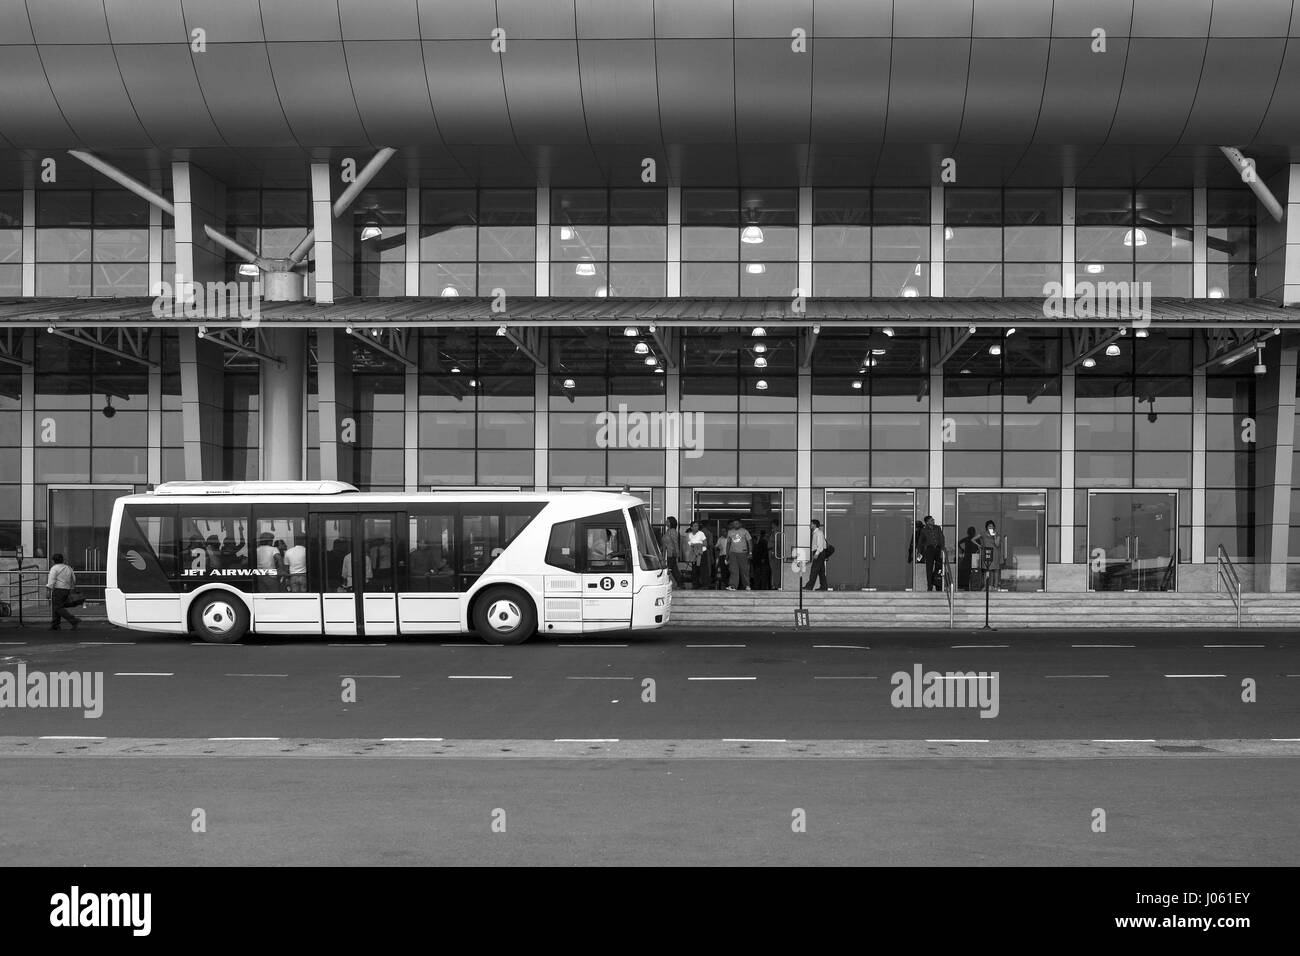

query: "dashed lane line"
left=813, top=644, right=869, bottom=649
left=813, top=675, right=877, bottom=680
left=37, top=736, right=106, bottom=741
left=1072, top=644, right=1135, bottom=648
left=1204, top=644, right=1265, bottom=648
left=952, top=644, right=1008, bottom=649
left=723, top=738, right=787, bottom=743
left=381, top=737, right=444, bottom=742
left=687, top=676, right=757, bottom=681
left=565, top=676, right=635, bottom=680
left=343, top=675, right=401, bottom=679
left=557, top=644, right=628, bottom=648
left=327, top=643, right=388, bottom=647
left=1045, top=674, right=1110, bottom=679
left=208, top=737, right=280, bottom=742
left=113, top=672, right=174, bottom=677
left=1165, top=674, right=1227, bottom=678
left=225, top=673, right=288, bottom=678
left=555, top=738, right=620, bottom=743
left=78, top=642, right=135, bottom=646
left=447, top=675, right=513, bottom=680
left=925, top=739, right=991, bottom=744
left=687, top=644, right=747, bottom=648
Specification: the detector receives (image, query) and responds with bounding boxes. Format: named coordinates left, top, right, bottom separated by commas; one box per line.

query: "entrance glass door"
left=1087, top=491, right=1178, bottom=591
left=49, top=485, right=134, bottom=599
left=691, top=489, right=782, bottom=589
left=825, top=490, right=915, bottom=590
left=956, top=491, right=1047, bottom=591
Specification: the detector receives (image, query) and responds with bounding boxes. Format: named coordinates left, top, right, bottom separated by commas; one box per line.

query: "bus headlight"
left=655, top=597, right=667, bottom=606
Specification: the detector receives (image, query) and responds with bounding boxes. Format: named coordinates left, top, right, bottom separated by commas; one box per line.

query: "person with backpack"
left=46, top=553, right=80, bottom=631
left=804, top=519, right=832, bottom=591
left=919, top=515, right=947, bottom=592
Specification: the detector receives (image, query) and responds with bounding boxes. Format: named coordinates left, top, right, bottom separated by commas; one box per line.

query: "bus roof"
left=127, top=485, right=645, bottom=509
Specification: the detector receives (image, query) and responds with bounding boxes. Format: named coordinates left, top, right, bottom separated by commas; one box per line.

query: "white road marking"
left=555, top=738, right=620, bottom=743
left=565, top=676, right=635, bottom=680
left=328, top=643, right=387, bottom=647
left=381, top=737, right=444, bottom=742
left=952, top=644, right=1007, bottom=648
left=557, top=644, right=628, bottom=648
left=78, top=641, right=135, bottom=646
left=813, top=644, right=869, bottom=649
left=345, top=675, right=401, bottom=679
left=113, top=672, right=173, bottom=677
left=39, top=736, right=106, bottom=741
left=1072, top=644, right=1134, bottom=648
left=441, top=643, right=494, bottom=647
left=1271, top=738, right=1300, bottom=742
left=190, top=642, right=240, bottom=647
left=925, top=739, right=990, bottom=743
left=225, top=673, right=288, bottom=678
left=208, top=737, right=280, bottom=741
left=0, top=642, right=27, bottom=645
left=1164, top=674, right=1226, bottom=678
left=687, top=676, right=756, bottom=681
left=1045, top=674, right=1110, bottom=679
left=1093, top=739, right=1157, bottom=743
left=813, top=675, right=877, bottom=680
left=447, top=675, right=512, bottom=680
left=1204, top=644, right=1265, bottom=648
left=687, top=644, right=747, bottom=648
left=723, top=738, right=787, bottom=743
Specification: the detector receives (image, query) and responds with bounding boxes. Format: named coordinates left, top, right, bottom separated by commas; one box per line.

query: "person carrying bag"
left=46, top=553, right=81, bottom=631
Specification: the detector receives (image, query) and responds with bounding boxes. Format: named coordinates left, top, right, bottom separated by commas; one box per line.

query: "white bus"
left=106, top=481, right=672, bottom=644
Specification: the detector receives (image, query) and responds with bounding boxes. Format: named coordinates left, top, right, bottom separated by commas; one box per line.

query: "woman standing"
left=976, top=520, right=1002, bottom=590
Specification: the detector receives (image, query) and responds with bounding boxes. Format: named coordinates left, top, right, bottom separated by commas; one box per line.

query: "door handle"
left=871, top=535, right=876, bottom=559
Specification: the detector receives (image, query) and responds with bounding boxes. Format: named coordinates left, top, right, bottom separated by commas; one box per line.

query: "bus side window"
left=409, top=509, right=457, bottom=593
left=545, top=521, right=577, bottom=571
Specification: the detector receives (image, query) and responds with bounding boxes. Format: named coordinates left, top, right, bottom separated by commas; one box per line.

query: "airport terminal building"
left=2, top=0, right=1300, bottom=595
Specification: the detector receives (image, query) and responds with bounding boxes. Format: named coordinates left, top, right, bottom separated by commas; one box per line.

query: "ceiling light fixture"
left=644, top=356, right=658, bottom=367
left=752, top=327, right=767, bottom=337
left=753, top=342, right=767, bottom=354
left=595, top=286, right=608, bottom=297
left=870, top=347, right=887, bottom=356
left=754, top=356, right=768, bottom=368
left=1081, top=357, right=1097, bottom=368
left=745, top=263, right=766, bottom=274
left=902, top=287, right=918, bottom=298
left=852, top=380, right=863, bottom=390
left=450, top=365, right=461, bottom=374
left=495, top=325, right=507, bottom=336
left=989, top=344, right=1002, bottom=356
left=575, top=263, right=596, bottom=277
left=562, top=378, right=576, bottom=389
left=741, top=225, right=764, bottom=244
left=440, top=286, right=460, bottom=297
left=1123, top=228, right=1148, bottom=247
left=1086, top=263, right=1104, bottom=274
left=755, top=379, right=769, bottom=390
left=1208, top=287, right=1224, bottom=299
left=943, top=226, right=954, bottom=241
left=238, top=263, right=259, bottom=277
left=634, top=342, right=650, bottom=355
left=654, top=366, right=664, bottom=374
left=624, top=326, right=638, bottom=337
left=559, top=226, right=574, bottom=241
left=360, top=222, right=382, bottom=242
left=1005, top=328, right=1016, bottom=337
left=1105, top=343, right=1121, bottom=357
left=1135, top=328, right=1149, bottom=338
left=882, top=327, right=895, bottom=337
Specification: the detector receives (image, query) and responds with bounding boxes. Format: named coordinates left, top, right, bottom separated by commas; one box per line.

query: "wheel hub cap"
left=202, top=601, right=235, bottom=634
left=487, top=599, right=521, bottom=632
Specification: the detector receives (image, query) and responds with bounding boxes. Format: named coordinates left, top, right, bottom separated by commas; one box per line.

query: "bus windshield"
left=629, top=505, right=664, bottom=571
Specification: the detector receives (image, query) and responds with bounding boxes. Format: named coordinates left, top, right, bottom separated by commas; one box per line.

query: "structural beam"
left=288, top=148, right=396, bottom=266
left=649, top=324, right=678, bottom=369
left=1065, top=327, right=1127, bottom=370
left=1220, top=147, right=1285, bottom=222
left=1200, top=327, right=1282, bottom=369
left=44, top=327, right=158, bottom=369
left=0, top=329, right=30, bottom=368
left=68, top=150, right=175, bottom=218
left=345, top=327, right=414, bottom=369
left=197, top=327, right=285, bottom=369
left=931, top=325, right=974, bottom=370
left=501, top=326, right=546, bottom=369
left=798, top=326, right=820, bottom=369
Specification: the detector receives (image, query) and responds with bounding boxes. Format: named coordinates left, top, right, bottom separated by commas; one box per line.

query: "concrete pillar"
left=929, top=186, right=944, bottom=296
left=179, top=330, right=225, bottom=479
left=171, top=162, right=226, bottom=286
left=535, top=188, right=549, bottom=296
left=261, top=329, right=307, bottom=481
left=147, top=333, right=162, bottom=486
left=20, top=333, right=34, bottom=554
left=310, top=163, right=355, bottom=303
left=21, top=188, right=34, bottom=296
left=1252, top=340, right=1297, bottom=592
left=533, top=366, right=548, bottom=491
left=667, top=188, right=681, bottom=297
left=316, top=330, right=354, bottom=483
left=173, top=162, right=227, bottom=481
left=1257, top=164, right=1299, bottom=306
left=796, top=365, right=812, bottom=564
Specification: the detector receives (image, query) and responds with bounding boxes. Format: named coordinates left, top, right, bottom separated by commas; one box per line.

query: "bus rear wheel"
left=473, top=586, right=536, bottom=645
left=190, top=593, right=250, bottom=644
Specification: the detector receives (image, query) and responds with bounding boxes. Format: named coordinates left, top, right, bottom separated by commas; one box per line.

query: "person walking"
left=804, top=519, right=830, bottom=591
left=661, top=516, right=684, bottom=586
left=46, top=553, right=79, bottom=631
left=957, top=526, right=978, bottom=591
left=686, top=521, right=708, bottom=589
left=919, top=515, right=946, bottom=592
left=752, top=530, right=771, bottom=591
left=724, top=520, right=753, bottom=591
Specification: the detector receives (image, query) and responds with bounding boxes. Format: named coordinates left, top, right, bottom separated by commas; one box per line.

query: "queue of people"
left=662, top=517, right=783, bottom=591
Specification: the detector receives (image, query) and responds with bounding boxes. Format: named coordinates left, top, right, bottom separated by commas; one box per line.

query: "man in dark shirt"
left=919, top=515, right=946, bottom=592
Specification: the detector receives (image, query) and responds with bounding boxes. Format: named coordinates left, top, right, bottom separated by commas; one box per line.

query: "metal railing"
left=0, top=569, right=108, bottom=624
left=1217, top=544, right=1242, bottom=629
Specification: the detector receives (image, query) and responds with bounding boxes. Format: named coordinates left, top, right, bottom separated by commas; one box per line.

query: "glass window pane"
left=682, top=262, right=737, bottom=296
left=609, top=225, right=665, bottom=260
left=420, top=449, right=474, bottom=486
left=945, top=263, right=1002, bottom=296
left=681, top=227, right=737, bottom=260
left=477, top=263, right=534, bottom=295
left=610, top=189, right=667, bottom=225
left=683, top=189, right=738, bottom=225
left=479, top=226, right=534, bottom=261
left=609, top=262, right=665, bottom=297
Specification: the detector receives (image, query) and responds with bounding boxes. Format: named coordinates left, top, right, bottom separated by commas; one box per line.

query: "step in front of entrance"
left=666, top=590, right=1294, bottom=628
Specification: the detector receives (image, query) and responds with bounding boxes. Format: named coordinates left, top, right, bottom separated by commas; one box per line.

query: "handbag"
left=823, top=543, right=836, bottom=558
left=64, top=589, right=86, bottom=608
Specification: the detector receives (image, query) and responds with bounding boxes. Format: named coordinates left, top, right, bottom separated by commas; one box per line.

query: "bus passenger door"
left=360, top=512, right=404, bottom=637
left=579, top=512, right=634, bottom=630
left=401, top=507, right=460, bottom=634
left=317, top=513, right=358, bottom=636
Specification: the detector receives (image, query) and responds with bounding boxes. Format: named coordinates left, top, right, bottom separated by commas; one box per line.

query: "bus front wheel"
left=190, top=593, right=250, bottom=644
left=473, top=587, right=536, bottom=645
